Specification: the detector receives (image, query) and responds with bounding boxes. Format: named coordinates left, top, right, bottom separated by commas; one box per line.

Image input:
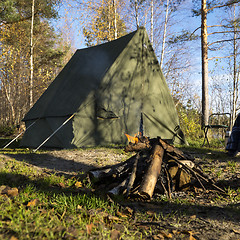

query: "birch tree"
left=29, top=0, right=35, bottom=108
left=81, top=0, right=126, bottom=46
left=0, top=0, right=70, bottom=126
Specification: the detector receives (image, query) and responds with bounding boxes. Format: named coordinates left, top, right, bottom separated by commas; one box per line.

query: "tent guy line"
left=33, top=113, right=76, bottom=152
left=2, top=119, right=39, bottom=149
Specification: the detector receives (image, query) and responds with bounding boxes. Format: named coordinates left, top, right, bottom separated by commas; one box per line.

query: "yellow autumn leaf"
left=27, top=198, right=39, bottom=207
left=75, top=181, right=82, bottom=188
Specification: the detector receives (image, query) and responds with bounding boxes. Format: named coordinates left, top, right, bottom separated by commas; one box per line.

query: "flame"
left=125, top=132, right=142, bottom=144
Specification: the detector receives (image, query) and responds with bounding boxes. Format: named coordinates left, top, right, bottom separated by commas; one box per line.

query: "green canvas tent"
left=20, top=27, right=186, bottom=149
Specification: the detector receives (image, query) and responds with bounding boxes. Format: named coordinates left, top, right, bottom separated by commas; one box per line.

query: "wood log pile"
left=89, top=136, right=225, bottom=200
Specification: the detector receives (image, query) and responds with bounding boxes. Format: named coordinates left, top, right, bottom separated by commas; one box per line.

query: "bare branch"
left=207, top=24, right=224, bottom=28
left=208, top=55, right=233, bottom=61
left=208, top=37, right=240, bottom=46
left=207, top=0, right=240, bottom=12
left=189, top=26, right=201, bottom=39
left=208, top=30, right=240, bottom=36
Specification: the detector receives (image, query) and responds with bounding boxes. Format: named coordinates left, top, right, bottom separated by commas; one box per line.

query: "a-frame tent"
left=20, top=27, right=186, bottom=149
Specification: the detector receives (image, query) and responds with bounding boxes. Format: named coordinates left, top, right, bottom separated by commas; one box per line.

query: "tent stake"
left=33, top=114, right=75, bottom=152
left=2, top=119, right=39, bottom=149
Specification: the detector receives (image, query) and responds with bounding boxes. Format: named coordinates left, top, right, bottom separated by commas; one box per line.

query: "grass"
left=0, top=138, right=240, bottom=239
left=0, top=169, right=121, bottom=239
left=0, top=150, right=145, bottom=239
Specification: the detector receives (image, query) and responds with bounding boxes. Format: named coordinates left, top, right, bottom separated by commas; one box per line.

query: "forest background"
left=0, top=0, right=239, bottom=141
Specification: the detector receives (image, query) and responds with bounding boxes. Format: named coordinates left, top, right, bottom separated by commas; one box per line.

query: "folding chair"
left=202, top=113, right=231, bottom=147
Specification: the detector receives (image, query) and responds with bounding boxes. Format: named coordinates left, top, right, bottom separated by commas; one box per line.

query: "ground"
left=0, top=146, right=240, bottom=240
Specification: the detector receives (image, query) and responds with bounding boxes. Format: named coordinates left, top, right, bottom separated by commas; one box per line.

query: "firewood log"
left=89, top=154, right=137, bottom=182
left=139, top=143, right=164, bottom=198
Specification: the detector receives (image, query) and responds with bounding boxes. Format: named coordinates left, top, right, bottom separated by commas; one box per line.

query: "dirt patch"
left=0, top=148, right=129, bottom=175
left=1, top=147, right=240, bottom=240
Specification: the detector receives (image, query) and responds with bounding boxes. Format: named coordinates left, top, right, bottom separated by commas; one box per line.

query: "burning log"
left=88, top=136, right=225, bottom=200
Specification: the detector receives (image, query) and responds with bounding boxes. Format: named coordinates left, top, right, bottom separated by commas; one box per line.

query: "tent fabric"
left=21, top=27, right=186, bottom=149
left=226, top=114, right=240, bottom=156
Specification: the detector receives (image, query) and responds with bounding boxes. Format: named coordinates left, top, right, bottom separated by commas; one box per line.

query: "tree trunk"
left=231, top=4, right=237, bottom=129
left=150, top=0, right=153, bottom=44
left=29, top=0, right=35, bottom=108
left=201, top=0, right=209, bottom=127
left=113, top=0, right=117, bottom=39
left=2, top=84, right=15, bottom=125
left=134, top=0, right=139, bottom=28
left=160, top=0, right=169, bottom=69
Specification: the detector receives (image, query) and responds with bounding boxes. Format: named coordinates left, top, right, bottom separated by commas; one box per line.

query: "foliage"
left=0, top=0, right=71, bottom=126
left=0, top=0, right=61, bottom=24
left=82, top=0, right=127, bottom=46
left=168, top=30, right=199, bottom=44
left=0, top=125, right=16, bottom=137
left=178, top=104, right=203, bottom=140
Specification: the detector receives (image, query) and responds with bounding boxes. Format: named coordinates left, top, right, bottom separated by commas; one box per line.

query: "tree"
left=29, top=0, right=35, bottom=108
left=221, top=3, right=240, bottom=127
left=0, top=0, right=60, bottom=25
left=81, top=0, right=127, bottom=46
left=201, top=0, right=209, bottom=127
left=0, top=1, right=70, bottom=126
left=192, top=0, right=240, bottom=127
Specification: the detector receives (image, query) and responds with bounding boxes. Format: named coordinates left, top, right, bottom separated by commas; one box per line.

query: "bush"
left=178, top=107, right=203, bottom=140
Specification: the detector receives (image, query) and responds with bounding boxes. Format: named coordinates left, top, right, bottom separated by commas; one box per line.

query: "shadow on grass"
left=125, top=198, right=240, bottom=227
left=0, top=171, right=92, bottom=197
left=1, top=150, right=98, bottom=175
left=180, top=145, right=240, bottom=163
left=1, top=170, right=240, bottom=227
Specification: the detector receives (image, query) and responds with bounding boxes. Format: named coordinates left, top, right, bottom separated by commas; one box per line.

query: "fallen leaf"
left=189, top=235, right=197, bottom=240
left=159, top=230, right=172, bottom=238
left=75, top=181, right=82, bottom=188
left=10, top=236, right=18, bottom=240
left=111, top=229, right=121, bottom=240
left=180, top=230, right=197, bottom=240
left=86, top=223, right=93, bottom=235
left=0, top=185, right=8, bottom=194
left=77, top=205, right=83, bottom=210
left=153, top=234, right=164, bottom=239
left=122, top=206, right=133, bottom=215
left=7, top=188, right=19, bottom=197
left=59, top=182, right=66, bottom=188
left=146, top=210, right=155, bottom=216
left=107, top=215, right=122, bottom=221
left=171, top=230, right=179, bottom=235
left=27, top=198, right=39, bottom=207
left=233, top=229, right=240, bottom=234
left=116, top=211, right=128, bottom=218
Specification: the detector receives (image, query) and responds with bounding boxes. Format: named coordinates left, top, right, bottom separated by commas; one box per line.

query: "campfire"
left=88, top=135, right=225, bottom=200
